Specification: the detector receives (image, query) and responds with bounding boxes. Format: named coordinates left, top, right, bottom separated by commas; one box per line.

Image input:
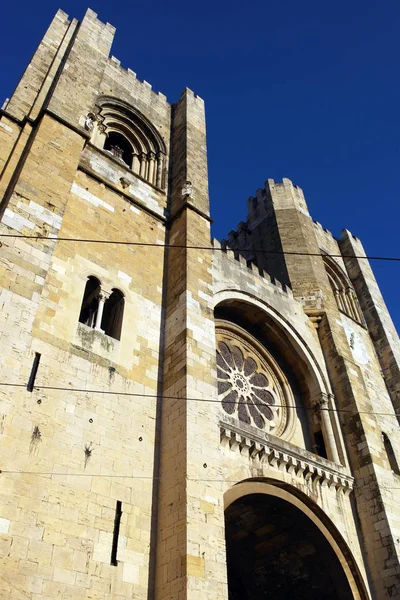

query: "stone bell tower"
left=1, top=7, right=400, bottom=600
left=225, top=177, right=400, bottom=599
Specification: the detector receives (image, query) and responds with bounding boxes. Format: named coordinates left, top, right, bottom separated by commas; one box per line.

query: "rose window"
left=217, top=333, right=286, bottom=434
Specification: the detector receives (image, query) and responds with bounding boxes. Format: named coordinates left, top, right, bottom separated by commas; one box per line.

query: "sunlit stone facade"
left=0, top=8, right=399, bottom=600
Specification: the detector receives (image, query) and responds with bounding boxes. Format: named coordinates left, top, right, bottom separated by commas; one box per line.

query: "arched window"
left=79, top=276, right=101, bottom=328
left=90, top=96, right=167, bottom=188
left=104, top=131, right=133, bottom=168
left=313, top=429, right=328, bottom=459
left=323, top=255, right=364, bottom=324
left=382, top=432, right=400, bottom=475
left=101, top=289, right=124, bottom=341
left=78, top=278, right=124, bottom=341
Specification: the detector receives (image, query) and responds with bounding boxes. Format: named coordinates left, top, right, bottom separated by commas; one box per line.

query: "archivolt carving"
left=216, top=323, right=292, bottom=437
left=88, top=96, right=167, bottom=188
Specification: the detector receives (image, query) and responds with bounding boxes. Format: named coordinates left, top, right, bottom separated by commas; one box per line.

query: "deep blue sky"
left=1, top=1, right=399, bottom=331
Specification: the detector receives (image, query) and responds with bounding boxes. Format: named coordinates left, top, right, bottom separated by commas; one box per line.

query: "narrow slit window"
left=313, top=429, right=328, bottom=459
left=111, top=500, right=122, bottom=566
left=382, top=432, right=400, bottom=475
left=27, top=352, right=41, bottom=392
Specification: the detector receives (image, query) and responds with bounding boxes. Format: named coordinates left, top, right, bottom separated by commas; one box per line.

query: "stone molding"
left=220, top=420, right=353, bottom=494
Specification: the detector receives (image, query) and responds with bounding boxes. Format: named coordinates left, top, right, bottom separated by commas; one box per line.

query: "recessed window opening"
left=27, top=352, right=41, bottom=392
left=104, top=131, right=133, bottom=167
left=111, top=500, right=122, bottom=566
left=314, top=429, right=328, bottom=459
left=78, top=279, right=125, bottom=341
left=101, top=289, right=124, bottom=341
left=382, top=432, right=400, bottom=475
left=79, top=276, right=101, bottom=328
left=323, top=255, right=364, bottom=325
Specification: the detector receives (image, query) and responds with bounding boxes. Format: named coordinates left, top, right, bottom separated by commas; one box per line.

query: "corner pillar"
left=154, top=89, right=228, bottom=600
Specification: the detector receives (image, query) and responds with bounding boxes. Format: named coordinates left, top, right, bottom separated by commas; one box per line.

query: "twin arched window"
left=323, top=255, right=364, bottom=325
left=89, top=96, right=167, bottom=189
left=79, top=276, right=124, bottom=341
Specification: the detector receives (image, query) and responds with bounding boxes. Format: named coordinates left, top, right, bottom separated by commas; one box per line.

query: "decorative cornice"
left=220, top=421, right=353, bottom=494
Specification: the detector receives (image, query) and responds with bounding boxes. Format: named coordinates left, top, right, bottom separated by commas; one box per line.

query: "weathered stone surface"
left=0, top=7, right=399, bottom=600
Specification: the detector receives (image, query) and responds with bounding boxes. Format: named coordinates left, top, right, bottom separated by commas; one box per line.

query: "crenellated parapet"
left=107, top=55, right=169, bottom=107
left=213, top=238, right=294, bottom=298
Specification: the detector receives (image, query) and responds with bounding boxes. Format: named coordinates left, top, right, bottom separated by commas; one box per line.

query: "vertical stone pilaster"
left=154, top=90, right=228, bottom=600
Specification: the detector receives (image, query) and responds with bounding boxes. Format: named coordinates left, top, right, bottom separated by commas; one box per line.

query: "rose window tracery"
left=217, top=330, right=287, bottom=435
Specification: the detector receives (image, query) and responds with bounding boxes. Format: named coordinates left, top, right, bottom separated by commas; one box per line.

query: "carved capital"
left=99, top=290, right=111, bottom=303
left=311, top=392, right=329, bottom=411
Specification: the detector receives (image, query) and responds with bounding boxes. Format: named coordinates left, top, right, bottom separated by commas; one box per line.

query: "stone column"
left=132, top=153, right=140, bottom=175
left=334, top=289, right=344, bottom=312
left=341, top=288, right=353, bottom=318
left=148, top=151, right=156, bottom=185
left=348, top=288, right=363, bottom=323
left=140, top=152, right=147, bottom=179
left=156, top=154, right=163, bottom=188
left=94, top=290, right=110, bottom=332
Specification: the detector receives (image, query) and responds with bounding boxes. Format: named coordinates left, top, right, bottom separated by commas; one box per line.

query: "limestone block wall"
left=0, top=7, right=171, bottom=597
left=0, top=117, right=166, bottom=597
left=1, top=5, right=400, bottom=600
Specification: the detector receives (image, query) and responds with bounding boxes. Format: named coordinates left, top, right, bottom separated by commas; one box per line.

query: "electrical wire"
left=0, top=382, right=399, bottom=418
left=0, top=470, right=398, bottom=490
left=0, top=233, right=399, bottom=262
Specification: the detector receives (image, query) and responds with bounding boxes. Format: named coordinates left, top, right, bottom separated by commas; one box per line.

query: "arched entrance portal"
left=225, top=483, right=367, bottom=600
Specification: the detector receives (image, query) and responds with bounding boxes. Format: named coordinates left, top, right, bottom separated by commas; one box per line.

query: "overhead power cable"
left=0, top=233, right=399, bottom=262
left=1, top=382, right=399, bottom=419
left=0, top=470, right=399, bottom=490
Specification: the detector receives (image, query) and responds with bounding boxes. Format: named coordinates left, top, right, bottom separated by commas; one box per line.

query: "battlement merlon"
left=3, top=7, right=207, bottom=130
left=244, top=178, right=310, bottom=233
left=266, top=177, right=309, bottom=213
left=213, top=238, right=294, bottom=298
left=4, top=9, right=76, bottom=121
left=3, top=8, right=177, bottom=132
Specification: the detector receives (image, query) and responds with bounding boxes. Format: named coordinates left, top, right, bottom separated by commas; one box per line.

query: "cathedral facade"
left=0, top=8, right=399, bottom=600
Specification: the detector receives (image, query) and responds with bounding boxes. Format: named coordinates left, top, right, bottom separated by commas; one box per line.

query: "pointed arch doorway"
left=224, top=482, right=368, bottom=600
